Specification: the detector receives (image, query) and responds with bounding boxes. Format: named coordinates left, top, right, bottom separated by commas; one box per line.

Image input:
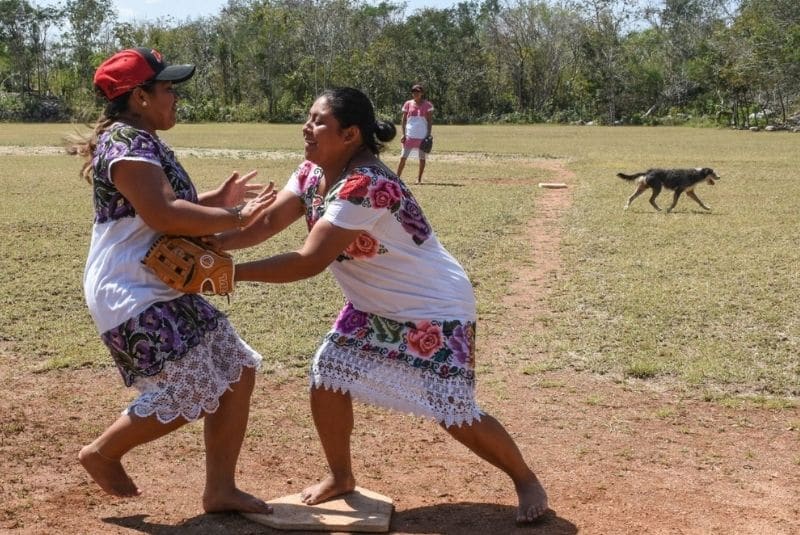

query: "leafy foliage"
left=0, top=0, right=798, bottom=125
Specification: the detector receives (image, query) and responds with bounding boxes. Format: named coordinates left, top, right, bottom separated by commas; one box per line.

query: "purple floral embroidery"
left=133, top=338, right=159, bottom=374
left=334, top=303, right=369, bottom=334
left=398, top=199, right=432, bottom=245
left=449, top=323, right=473, bottom=365
left=100, top=294, right=222, bottom=386
left=92, top=124, right=197, bottom=224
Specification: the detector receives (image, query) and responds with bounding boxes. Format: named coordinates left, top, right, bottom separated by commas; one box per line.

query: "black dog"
left=618, top=167, right=720, bottom=212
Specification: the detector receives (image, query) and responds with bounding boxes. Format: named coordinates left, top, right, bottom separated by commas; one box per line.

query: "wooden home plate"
left=538, top=182, right=568, bottom=189
left=241, top=487, right=393, bottom=533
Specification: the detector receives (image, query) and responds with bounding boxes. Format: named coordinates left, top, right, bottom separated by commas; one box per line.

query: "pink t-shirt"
left=402, top=99, right=433, bottom=140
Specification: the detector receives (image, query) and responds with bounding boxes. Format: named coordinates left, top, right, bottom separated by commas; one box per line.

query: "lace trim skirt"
left=125, top=318, right=262, bottom=424
left=309, top=303, right=483, bottom=427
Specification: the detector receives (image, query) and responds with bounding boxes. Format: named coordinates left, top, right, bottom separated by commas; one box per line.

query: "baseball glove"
left=420, top=135, right=433, bottom=153
left=142, top=236, right=234, bottom=295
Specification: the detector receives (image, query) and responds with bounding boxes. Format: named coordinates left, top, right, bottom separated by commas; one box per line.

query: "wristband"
left=233, top=205, right=245, bottom=229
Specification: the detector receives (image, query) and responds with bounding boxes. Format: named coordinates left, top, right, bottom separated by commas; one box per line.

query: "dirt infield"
left=1, top=159, right=798, bottom=534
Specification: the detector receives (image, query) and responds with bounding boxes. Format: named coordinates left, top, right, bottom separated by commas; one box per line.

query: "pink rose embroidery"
left=406, top=321, right=444, bottom=359
left=368, top=179, right=402, bottom=209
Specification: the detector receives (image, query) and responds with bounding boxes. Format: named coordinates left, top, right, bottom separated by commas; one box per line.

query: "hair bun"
left=374, top=120, right=396, bottom=143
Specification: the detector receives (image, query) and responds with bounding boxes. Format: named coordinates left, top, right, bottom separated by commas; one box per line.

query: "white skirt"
left=125, top=319, right=262, bottom=424
left=310, top=340, right=483, bottom=428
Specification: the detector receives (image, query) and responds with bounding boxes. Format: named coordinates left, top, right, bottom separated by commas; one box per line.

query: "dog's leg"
left=666, top=189, right=683, bottom=213
left=686, top=190, right=711, bottom=210
left=625, top=185, right=648, bottom=210
left=647, top=184, right=662, bottom=211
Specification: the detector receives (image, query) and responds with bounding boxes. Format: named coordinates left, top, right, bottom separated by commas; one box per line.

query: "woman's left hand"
left=216, top=170, right=264, bottom=207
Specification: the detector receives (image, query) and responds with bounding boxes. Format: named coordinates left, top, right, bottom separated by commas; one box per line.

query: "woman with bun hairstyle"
left=223, top=87, right=549, bottom=523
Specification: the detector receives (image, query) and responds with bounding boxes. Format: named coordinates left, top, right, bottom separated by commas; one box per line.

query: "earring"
left=142, top=101, right=148, bottom=107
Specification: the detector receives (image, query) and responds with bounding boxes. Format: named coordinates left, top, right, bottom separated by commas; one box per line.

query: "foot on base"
left=300, top=474, right=356, bottom=505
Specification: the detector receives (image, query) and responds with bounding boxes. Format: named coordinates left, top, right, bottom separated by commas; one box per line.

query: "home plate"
left=538, top=182, right=567, bottom=188
left=241, top=487, right=393, bottom=532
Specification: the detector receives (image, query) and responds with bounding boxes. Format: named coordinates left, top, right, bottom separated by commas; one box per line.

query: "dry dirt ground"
left=2, top=159, right=798, bottom=535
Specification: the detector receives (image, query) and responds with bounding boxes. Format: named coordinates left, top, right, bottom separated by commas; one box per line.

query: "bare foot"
left=78, top=446, right=141, bottom=497
left=300, top=474, right=356, bottom=505
left=516, top=477, right=549, bottom=524
left=203, top=487, right=273, bottom=515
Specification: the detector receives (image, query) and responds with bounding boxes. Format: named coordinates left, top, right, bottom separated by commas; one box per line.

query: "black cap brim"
left=155, top=64, right=196, bottom=84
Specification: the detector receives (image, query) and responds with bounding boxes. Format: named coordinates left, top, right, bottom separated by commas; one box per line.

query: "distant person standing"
left=396, top=84, right=433, bottom=184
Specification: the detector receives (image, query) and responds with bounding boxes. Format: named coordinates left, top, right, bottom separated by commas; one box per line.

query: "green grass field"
left=1, top=123, right=797, bottom=401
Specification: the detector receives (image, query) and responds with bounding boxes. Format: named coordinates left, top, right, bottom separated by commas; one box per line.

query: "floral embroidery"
left=397, top=199, right=432, bottom=245
left=368, top=179, right=402, bottom=209
left=406, top=320, right=444, bottom=358
left=337, top=173, right=371, bottom=201
left=296, top=163, right=432, bottom=248
left=100, top=294, right=222, bottom=386
left=339, top=232, right=388, bottom=260
left=91, top=124, right=197, bottom=224
left=327, top=302, right=475, bottom=380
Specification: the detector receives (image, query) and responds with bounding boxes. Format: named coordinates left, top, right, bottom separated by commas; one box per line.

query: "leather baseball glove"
left=420, top=135, right=433, bottom=153
left=142, top=236, right=234, bottom=295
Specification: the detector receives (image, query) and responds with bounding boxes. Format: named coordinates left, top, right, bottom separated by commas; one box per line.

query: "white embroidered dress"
left=286, top=161, right=482, bottom=427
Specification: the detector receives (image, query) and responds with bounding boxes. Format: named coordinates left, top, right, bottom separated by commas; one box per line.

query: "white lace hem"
left=310, top=342, right=482, bottom=428
left=125, top=320, right=262, bottom=424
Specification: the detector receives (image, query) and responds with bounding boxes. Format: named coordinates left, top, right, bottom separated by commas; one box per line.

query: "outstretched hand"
left=237, top=182, right=277, bottom=228
left=217, top=170, right=265, bottom=207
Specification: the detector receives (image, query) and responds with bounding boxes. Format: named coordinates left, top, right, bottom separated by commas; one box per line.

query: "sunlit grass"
left=1, top=123, right=798, bottom=398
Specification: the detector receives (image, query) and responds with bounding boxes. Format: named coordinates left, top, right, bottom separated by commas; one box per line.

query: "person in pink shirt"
left=396, top=84, right=433, bottom=183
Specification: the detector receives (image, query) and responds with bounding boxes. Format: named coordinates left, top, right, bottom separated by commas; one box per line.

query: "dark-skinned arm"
left=113, top=160, right=275, bottom=236
left=215, top=189, right=305, bottom=251
left=235, top=219, right=362, bottom=283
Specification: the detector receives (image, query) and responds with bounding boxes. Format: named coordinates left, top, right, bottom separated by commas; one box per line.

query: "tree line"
left=1, top=0, right=798, bottom=127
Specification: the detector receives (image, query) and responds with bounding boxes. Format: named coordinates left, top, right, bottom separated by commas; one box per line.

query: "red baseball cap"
left=94, top=47, right=196, bottom=100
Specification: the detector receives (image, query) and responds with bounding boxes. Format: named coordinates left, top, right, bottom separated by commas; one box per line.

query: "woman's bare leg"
left=79, top=411, right=186, bottom=497
left=443, top=413, right=548, bottom=523
left=300, top=386, right=356, bottom=505
left=417, top=158, right=426, bottom=183
left=396, top=157, right=407, bottom=178
left=202, top=366, right=273, bottom=514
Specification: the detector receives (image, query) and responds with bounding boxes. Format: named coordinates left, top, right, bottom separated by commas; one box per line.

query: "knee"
left=235, top=366, right=257, bottom=394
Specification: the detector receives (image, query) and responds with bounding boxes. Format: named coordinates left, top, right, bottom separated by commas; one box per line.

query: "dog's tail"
left=617, top=171, right=646, bottom=181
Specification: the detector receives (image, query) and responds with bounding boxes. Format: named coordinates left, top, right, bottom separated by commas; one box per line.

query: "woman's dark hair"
left=320, top=87, right=396, bottom=155
left=67, top=81, right=156, bottom=182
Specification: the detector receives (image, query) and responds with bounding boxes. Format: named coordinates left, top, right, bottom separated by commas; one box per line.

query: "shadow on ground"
left=104, top=502, right=577, bottom=534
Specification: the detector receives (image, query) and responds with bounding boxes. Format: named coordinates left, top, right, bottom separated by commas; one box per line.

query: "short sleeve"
left=321, top=170, right=402, bottom=231
left=424, top=101, right=434, bottom=113
left=106, top=126, right=163, bottom=168
left=402, top=100, right=410, bottom=113
left=285, top=160, right=322, bottom=196
left=322, top=199, right=383, bottom=231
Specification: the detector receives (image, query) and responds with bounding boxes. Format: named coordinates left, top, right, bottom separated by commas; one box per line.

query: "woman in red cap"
left=69, top=47, right=276, bottom=515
